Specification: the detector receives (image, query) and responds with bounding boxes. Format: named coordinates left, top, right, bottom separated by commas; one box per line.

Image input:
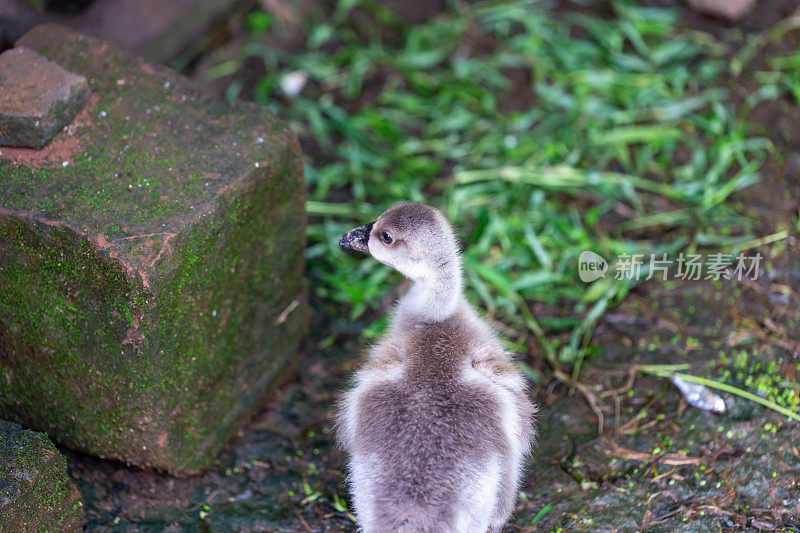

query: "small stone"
left=0, top=46, right=88, bottom=148
left=280, top=70, right=308, bottom=97
left=0, top=421, right=86, bottom=532
left=685, top=0, right=757, bottom=21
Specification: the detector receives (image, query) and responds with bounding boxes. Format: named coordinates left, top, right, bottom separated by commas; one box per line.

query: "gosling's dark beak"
left=339, top=221, right=374, bottom=253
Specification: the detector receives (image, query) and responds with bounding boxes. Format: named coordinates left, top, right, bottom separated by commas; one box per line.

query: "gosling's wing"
left=334, top=355, right=404, bottom=453
left=469, top=351, right=537, bottom=451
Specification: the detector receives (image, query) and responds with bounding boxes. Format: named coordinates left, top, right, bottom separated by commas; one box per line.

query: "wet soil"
left=64, top=1, right=800, bottom=531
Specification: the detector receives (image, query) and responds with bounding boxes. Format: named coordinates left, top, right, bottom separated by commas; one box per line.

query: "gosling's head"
left=340, top=202, right=461, bottom=282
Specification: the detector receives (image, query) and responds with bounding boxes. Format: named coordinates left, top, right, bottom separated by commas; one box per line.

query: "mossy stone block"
left=0, top=421, right=85, bottom=533
left=0, top=24, right=308, bottom=475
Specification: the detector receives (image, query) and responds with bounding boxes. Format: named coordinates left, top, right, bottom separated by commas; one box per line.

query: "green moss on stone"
left=0, top=24, right=308, bottom=475
left=0, top=421, right=85, bottom=532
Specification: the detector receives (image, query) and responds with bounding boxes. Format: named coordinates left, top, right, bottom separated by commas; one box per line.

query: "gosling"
left=336, top=202, right=536, bottom=533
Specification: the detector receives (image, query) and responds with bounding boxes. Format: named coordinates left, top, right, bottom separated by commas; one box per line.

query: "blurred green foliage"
left=219, top=0, right=768, bottom=371
left=745, top=19, right=800, bottom=108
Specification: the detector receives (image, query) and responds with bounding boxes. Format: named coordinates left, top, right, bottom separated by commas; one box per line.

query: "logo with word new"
left=578, top=251, right=608, bottom=282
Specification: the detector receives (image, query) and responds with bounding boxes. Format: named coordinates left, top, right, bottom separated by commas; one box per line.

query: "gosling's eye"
left=380, top=231, right=394, bottom=245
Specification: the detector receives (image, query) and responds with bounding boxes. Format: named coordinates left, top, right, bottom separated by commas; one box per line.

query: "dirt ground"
left=62, top=1, right=800, bottom=531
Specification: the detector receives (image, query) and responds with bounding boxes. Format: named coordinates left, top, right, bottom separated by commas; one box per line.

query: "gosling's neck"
left=396, top=258, right=463, bottom=323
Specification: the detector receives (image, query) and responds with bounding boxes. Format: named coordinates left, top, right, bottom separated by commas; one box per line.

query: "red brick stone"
left=0, top=46, right=88, bottom=148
